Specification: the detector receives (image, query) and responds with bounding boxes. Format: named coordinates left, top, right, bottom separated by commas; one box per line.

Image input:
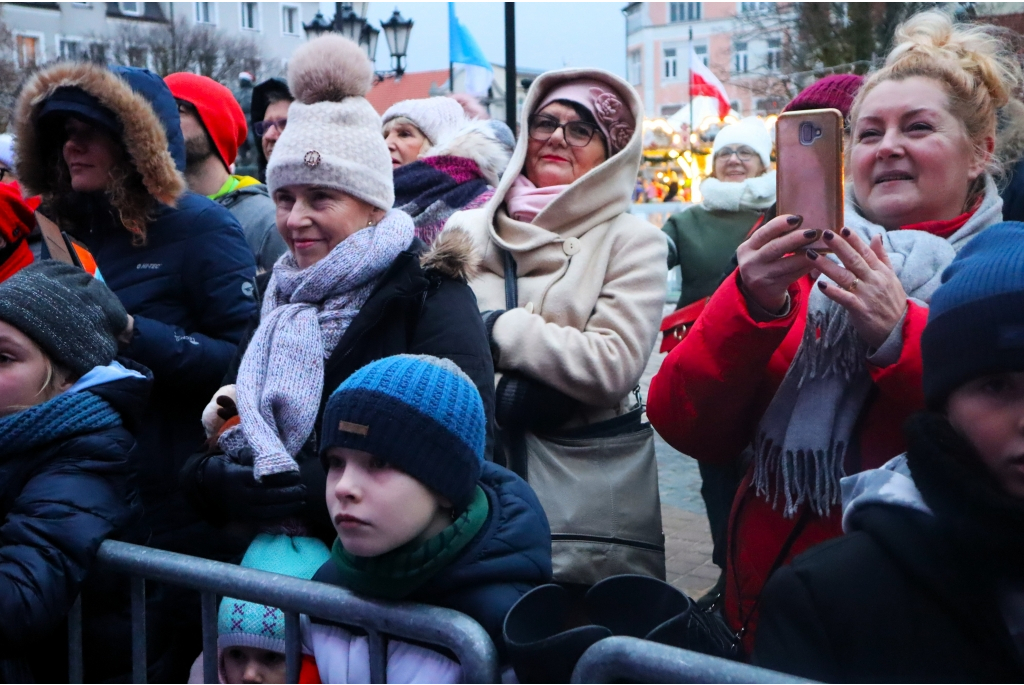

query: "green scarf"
left=330, top=486, right=489, bottom=600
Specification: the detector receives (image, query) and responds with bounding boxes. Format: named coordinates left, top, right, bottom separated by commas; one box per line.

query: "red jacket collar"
left=897, top=197, right=982, bottom=239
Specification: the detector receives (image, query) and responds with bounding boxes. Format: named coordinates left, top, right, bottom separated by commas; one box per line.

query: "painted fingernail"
left=787, top=215, right=803, bottom=226
left=841, top=228, right=851, bottom=237
left=823, top=230, right=835, bottom=241
left=806, top=249, right=819, bottom=260
left=803, top=229, right=817, bottom=239
left=818, top=281, right=828, bottom=291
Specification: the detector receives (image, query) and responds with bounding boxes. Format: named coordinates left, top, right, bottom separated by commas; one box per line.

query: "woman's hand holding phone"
left=737, top=214, right=821, bottom=316
left=805, top=229, right=908, bottom=349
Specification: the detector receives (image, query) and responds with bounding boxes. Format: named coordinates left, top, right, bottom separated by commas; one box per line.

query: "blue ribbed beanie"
left=217, top=534, right=331, bottom=652
left=320, top=354, right=485, bottom=511
left=922, top=221, right=1024, bottom=407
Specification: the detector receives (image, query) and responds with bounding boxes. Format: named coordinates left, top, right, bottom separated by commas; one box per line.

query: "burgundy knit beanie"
left=165, top=73, right=247, bottom=170
left=783, top=74, right=864, bottom=120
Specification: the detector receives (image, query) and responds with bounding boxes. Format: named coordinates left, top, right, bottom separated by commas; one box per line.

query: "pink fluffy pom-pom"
left=287, top=34, right=374, bottom=104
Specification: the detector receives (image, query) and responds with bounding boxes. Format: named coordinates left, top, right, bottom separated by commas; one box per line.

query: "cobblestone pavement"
left=640, top=342, right=721, bottom=598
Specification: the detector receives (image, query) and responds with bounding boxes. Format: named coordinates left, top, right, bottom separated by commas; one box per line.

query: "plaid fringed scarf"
left=394, top=155, right=493, bottom=246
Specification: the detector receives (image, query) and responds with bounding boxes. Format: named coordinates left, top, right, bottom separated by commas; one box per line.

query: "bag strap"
left=501, top=247, right=518, bottom=310
left=730, top=502, right=810, bottom=641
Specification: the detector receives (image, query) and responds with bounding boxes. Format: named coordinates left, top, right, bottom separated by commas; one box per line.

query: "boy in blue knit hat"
left=303, top=354, right=551, bottom=683
left=755, top=222, right=1024, bottom=682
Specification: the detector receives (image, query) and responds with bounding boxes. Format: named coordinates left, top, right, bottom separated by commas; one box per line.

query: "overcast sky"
left=319, top=2, right=628, bottom=76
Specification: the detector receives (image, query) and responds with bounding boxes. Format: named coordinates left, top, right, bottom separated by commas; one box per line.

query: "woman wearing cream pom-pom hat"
left=182, top=34, right=495, bottom=543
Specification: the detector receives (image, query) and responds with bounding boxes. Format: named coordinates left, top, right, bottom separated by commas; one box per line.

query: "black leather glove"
left=495, top=371, right=582, bottom=434
left=197, top=450, right=307, bottom=524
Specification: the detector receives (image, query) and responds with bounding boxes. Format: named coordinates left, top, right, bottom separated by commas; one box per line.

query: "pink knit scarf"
left=503, top=175, right=569, bottom=223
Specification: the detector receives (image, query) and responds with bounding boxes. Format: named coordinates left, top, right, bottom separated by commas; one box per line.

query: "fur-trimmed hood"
left=419, top=222, right=479, bottom=282
left=421, top=119, right=516, bottom=187
left=14, top=62, right=185, bottom=206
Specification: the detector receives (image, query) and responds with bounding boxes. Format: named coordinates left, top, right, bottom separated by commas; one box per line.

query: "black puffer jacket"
left=754, top=412, right=1024, bottom=683
left=182, top=229, right=496, bottom=544
left=0, top=361, right=150, bottom=683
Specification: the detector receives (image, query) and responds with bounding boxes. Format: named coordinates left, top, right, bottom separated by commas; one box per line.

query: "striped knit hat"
left=320, top=355, right=485, bottom=511
left=218, top=534, right=331, bottom=653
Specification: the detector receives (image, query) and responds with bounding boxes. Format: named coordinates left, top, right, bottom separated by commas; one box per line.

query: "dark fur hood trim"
left=420, top=228, right=479, bottom=281
left=14, top=62, right=184, bottom=205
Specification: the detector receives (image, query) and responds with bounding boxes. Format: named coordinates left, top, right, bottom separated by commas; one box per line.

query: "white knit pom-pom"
left=287, top=34, right=373, bottom=104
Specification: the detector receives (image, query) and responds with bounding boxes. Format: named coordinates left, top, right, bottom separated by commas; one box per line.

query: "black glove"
left=197, top=450, right=307, bottom=524
left=496, top=372, right=582, bottom=434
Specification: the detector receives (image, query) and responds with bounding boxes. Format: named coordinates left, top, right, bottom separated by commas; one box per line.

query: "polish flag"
left=690, top=47, right=731, bottom=120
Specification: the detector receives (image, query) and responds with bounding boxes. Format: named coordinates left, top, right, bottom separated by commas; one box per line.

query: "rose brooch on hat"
left=304, top=150, right=321, bottom=168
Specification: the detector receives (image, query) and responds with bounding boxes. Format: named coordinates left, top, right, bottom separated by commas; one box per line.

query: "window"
left=89, top=42, right=107, bottom=65
left=740, top=2, right=769, bottom=12
left=195, top=2, right=216, bottom=24
left=694, top=44, right=708, bottom=67
left=628, top=49, right=642, bottom=85
left=241, top=2, right=260, bottom=31
left=669, top=2, right=701, bottom=22
left=59, top=38, right=82, bottom=61
left=119, top=2, right=140, bottom=15
left=733, top=42, right=748, bottom=74
left=625, top=4, right=642, bottom=34
left=766, top=38, right=781, bottom=72
left=16, top=34, right=40, bottom=69
left=282, top=5, right=299, bottom=35
left=661, top=104, right=682, bottom=116
left=127, top=46, right=148, bottom=68
left=663, top=47, right=678, bottom=80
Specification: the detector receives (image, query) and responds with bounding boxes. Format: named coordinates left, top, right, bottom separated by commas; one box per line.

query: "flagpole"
left=449, top=3, right=455, bottom=93
left=688, top=26, right=693, bottom=155
left=504, top=2, right=516, bottom=132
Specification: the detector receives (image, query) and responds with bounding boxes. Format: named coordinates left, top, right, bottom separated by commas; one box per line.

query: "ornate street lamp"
left=380, top=9, right=413, bottom=78
left=303, top=5, right=413, bottom=81
left=301, top=12, right=333, bottom=41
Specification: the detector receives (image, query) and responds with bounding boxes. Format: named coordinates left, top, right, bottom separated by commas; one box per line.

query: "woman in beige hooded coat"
left=444, top=68, right=668, bottom=583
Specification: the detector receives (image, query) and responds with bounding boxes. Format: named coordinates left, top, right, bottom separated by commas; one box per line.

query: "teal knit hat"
left=218, top=534, right=331, bottom=652
left=320, top=354, right=486, bottom=511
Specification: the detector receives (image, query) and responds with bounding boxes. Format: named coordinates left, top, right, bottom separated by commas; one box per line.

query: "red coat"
left=647, top=270, right=928, bottom=655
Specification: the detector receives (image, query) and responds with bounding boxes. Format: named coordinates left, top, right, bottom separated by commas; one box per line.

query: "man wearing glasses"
left=165, top=73, right=287, bottom=273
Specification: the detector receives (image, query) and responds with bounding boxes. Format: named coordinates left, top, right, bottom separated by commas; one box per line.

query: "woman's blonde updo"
left=850, top=10, right=1023, bottom=178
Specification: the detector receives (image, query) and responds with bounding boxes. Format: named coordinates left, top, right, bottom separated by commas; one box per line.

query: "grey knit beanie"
left=383, top=97, right=467, bottom=146
left=267, top=34, right=394, bottom=210
left=0, top=260, right=127, bottom=377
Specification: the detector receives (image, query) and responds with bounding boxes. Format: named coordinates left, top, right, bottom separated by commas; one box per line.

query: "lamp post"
left=303, top=4, right=413, bottom=81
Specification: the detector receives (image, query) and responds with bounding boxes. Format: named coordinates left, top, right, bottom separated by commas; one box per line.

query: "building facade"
left=624, top=2, right=789, bottom=119
left=2, top=2, right=320, bottom=76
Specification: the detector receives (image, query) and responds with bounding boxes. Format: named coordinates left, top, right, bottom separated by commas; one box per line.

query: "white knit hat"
left=383, top=97, right=467, bottom=145
left=267, top=34, right=394, bottom=210
left=711, top=117, right=772, bottom=169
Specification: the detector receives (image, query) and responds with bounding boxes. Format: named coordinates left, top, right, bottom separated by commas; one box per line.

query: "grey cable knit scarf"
left=752, top=176, right=1004, bottom=517
left=221, top=209, right=415, bottom=479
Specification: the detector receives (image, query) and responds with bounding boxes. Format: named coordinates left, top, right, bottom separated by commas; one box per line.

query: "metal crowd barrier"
left=570, top=636, right=814, bottom=684
left=67, top=540, right=499, bottom=684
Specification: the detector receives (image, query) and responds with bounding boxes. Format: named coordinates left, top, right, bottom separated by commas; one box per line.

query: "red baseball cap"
left=165, top=73, right=247, bottom=170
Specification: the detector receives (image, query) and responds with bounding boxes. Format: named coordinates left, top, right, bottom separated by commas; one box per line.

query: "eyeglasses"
left=254, top=118, right=287, bottom=137
left=715, top=146, right=757, bottom=162
left=528, top=114, right=601, bottom=148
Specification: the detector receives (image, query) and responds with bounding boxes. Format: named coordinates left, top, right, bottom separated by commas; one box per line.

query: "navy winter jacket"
left=0, top=364, right=149, bottom=683
left=313, top=462, right=552, bottom=659
left=25, top=65, right=258, bottom=554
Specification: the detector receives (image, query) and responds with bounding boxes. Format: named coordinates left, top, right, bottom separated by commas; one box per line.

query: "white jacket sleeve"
left=303, top=615, right=462, bottom=684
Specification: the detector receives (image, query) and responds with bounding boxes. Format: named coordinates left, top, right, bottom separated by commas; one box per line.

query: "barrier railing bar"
left=570, top=636, right=816, bottom=684
left=131, top=576, right=147, bottom=684
left=95, top=541, right=498, bottom=684
left=201, top=592, right=219, bottom=684
left=68, top=595, right=83, bottom=684
left=368, top=629, right=388, bottom=684
left=284, top=611, right=301, bottom=684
